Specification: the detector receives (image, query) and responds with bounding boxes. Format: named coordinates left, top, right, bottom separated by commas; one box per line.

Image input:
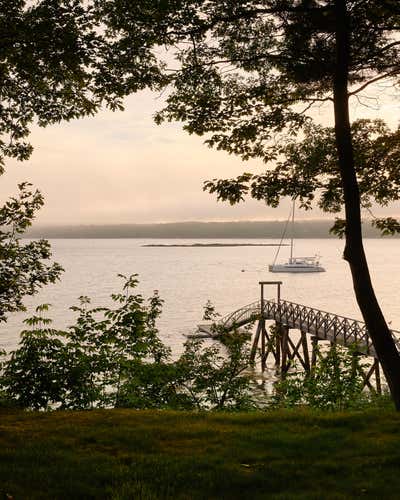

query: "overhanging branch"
left=349, top=69, right=399, bottom=96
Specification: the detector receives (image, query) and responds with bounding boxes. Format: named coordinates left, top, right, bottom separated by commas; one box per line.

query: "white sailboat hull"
left=268, top=200, right=326, bottom=273
left=269, top=263, right=325, bottom=273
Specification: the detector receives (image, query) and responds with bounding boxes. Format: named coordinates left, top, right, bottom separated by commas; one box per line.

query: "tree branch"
left=169, top=4, right=333, bottom=39
left=349, top=69, right=400, bottom=96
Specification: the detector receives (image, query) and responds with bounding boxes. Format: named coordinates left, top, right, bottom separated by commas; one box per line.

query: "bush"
left=0, top=277, right=254, bottom=411
left=273, top=343, right=372, bottom=410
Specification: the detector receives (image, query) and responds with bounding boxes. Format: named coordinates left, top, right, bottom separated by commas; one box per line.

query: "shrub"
left=0, top=277, right=254, bottom=411
left=273, top=343, right=371, bottom=410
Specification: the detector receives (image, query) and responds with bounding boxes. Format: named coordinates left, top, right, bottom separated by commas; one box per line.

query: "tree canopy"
left=95, top=1, right=400, bottom=226
left=204, top=118, right=400, bottom=235
left=0, top=0, right=164, bottom=171
left=0, top=183, right=63, bottom=322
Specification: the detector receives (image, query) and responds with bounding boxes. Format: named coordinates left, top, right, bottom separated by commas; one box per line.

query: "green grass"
left=1, top=407, right=400, bottom=499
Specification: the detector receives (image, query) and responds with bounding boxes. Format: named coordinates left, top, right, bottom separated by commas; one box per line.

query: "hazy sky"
left=1, top=87, right=399, bottom=226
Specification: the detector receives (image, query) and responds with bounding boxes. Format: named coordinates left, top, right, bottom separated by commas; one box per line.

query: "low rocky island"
left=142, top=243, right=286, bottom=247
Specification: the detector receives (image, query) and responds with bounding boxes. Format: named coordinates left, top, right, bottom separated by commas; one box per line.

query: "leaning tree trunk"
left=334, top=0, right=400, bottom=409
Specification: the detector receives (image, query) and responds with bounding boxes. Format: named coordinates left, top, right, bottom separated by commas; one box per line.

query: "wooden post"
left=258, top=281, right=283, bottom=372
left=275, top=325, right=281, bottom=366
left=301, top=331, right=311, bottom=373
left=261, top=322, right=266, bottom=372
left=311, top=336, right=319, bottom=371
left=250, top=320, right=262, bottom=365
left=375, top=360, right=382, bottom=395
left=260, top=283, right=266, bottom=371
left=280, top=324, right=289, bottom=376
left=259, top=281, right=283, bottom=313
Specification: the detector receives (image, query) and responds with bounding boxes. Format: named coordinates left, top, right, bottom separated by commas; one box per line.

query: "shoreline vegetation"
left=24, top=219, right=397, bottom=239
left=1, top=406, right=399, bottom=499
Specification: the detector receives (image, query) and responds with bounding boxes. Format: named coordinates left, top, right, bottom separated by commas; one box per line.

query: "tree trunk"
left=333, top=0, right=400, bottom=409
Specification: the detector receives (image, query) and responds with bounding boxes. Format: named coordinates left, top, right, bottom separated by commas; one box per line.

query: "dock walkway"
left=198, top=296, right=400, bottom=392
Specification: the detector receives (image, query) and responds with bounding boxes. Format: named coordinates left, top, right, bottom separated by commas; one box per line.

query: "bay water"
left=1, top=238, right=399, bottom=355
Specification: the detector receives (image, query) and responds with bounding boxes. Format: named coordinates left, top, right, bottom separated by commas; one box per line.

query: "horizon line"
left=30, top=218, right=386, bottom=228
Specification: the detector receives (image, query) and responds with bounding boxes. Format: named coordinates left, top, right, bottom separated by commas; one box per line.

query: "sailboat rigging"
left=269, top=200, right=325, bottom=273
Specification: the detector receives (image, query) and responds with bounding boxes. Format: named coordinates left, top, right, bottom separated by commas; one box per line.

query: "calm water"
left=1, top=238, right=399, bottom=354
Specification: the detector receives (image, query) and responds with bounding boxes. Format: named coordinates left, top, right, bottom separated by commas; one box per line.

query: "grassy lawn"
left=1, top=407, right=400, bottom=499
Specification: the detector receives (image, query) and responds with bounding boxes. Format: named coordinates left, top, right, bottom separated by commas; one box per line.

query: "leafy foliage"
left=0, top=0, right=164, bottom=171
left=1, top=275, right=169, bottom=409
left=0, top=183, right=63, bottom=322
left=204, top=119, right=400, bottom=234
left=2, top=304, right=67, bottom=410
left=372, top=217, right=400, bottom=236
left=95, top=1, right=400, bottom=233
left=274, top=344, right=370, bottom=410
left=0, top=277, right=254, bottom=411
left=176, top=335, right=255, bottom=410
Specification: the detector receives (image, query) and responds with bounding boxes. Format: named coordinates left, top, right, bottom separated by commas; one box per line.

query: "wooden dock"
left=197, top=285, right=400, bottom=393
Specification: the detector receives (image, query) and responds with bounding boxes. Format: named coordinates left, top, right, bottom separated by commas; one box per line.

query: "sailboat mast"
left=290, top=199, right=295, bottom=263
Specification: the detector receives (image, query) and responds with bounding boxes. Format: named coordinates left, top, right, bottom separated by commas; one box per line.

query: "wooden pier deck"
left=198, top=296, right=400, bottom=392
left=200, top=299, right=400, bottom=357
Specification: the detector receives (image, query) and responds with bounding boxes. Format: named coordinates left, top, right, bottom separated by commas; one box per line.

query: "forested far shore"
left=24, top=220, right=398, bottom=239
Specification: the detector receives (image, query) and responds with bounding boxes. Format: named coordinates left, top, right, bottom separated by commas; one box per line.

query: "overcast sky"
left=1, top=87, right=399, bottom=226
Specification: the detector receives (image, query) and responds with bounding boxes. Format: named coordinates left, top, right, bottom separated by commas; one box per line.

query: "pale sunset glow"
left=1, top=88, right=399, bottom=226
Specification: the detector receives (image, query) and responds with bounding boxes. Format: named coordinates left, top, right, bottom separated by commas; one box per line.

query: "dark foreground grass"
left=1, top=407, right=400, bottom=499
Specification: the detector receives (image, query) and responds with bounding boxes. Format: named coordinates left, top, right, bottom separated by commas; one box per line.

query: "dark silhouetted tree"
left=0, top=183, right=63, bottom=322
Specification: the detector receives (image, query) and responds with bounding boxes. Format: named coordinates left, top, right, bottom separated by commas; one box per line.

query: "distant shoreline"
left=24, top=219, right=395, bottom=239
left=142, top=243, right=287, bottom=247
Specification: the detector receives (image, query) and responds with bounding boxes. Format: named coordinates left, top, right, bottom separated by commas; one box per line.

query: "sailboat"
left=269, top=200, right=325, bottom=273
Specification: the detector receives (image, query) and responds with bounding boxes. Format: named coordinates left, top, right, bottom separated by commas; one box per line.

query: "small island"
left=142, top=242, right=287, bottom=247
